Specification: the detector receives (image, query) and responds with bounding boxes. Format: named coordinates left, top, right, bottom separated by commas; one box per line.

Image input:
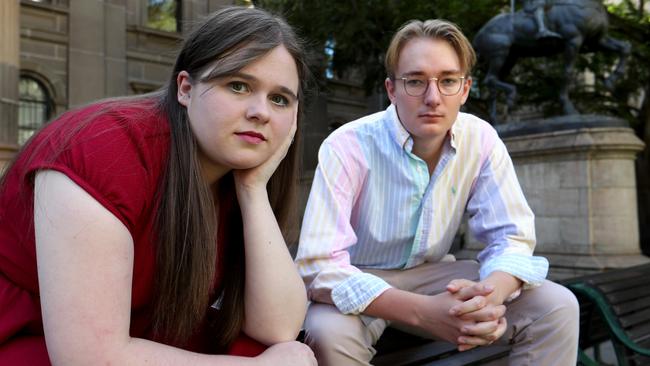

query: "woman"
left=0, top=6, right=315, bottom=365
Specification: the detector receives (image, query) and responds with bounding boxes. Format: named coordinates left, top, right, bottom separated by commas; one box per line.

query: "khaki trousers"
left=303, top=260, right=579, bottom=366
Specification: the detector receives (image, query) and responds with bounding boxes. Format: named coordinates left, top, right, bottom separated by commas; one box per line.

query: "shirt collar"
left=386, top=104, right=413, bottom=151
left=387, top=104, right=461, bottom=152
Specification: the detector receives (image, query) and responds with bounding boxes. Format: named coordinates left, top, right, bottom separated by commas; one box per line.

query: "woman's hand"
left=254, top=341, right=317, bottom=366
left=233, top=112, right=297, bottom=194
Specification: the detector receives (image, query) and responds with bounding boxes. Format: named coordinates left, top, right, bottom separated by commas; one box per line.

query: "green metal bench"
left=564, top=263, right=650, bottom=366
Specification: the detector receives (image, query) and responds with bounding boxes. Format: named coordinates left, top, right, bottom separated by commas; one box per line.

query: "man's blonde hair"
left=385, top=19, right=476, bottom=80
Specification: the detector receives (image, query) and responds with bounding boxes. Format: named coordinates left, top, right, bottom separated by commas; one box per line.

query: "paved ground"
left=585, top=341, right=617, bottom=365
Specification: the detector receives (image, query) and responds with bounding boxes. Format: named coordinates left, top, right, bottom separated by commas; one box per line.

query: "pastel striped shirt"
left=295, top=105, right=549, bottom=315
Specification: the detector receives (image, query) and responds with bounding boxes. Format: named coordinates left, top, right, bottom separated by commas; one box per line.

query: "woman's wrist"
left=235, top=183, right=268, bottom=202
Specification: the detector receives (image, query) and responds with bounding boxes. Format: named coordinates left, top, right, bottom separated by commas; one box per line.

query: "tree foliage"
left=256, top=0, right=509, bottom=93
left=257, top=0, right=649, bottom=136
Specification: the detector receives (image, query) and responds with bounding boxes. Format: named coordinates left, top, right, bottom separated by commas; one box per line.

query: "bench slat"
left=620, top=308, right=650, bottom=328
left=627, top=321, right=650, bottom=343
left=597, top=275, right=648, bottom=293
left=614, top=296, right=650, bottom=315
left=420, top=345, right=511, bottom=366
left=607, top=286, right=650, bottom=306
left=372, top=341, right=457, bottom=366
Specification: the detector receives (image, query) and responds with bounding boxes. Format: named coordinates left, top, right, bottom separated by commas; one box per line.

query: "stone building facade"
left=0, top=0, right=375, bottom=174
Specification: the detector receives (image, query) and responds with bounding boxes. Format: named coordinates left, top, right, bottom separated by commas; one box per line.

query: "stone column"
left=68, top=0, right=127, bottom=108
left=0, top=0, right=20, bottom=170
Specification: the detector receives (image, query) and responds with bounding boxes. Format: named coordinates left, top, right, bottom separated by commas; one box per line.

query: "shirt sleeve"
left=466, top=134, right=548, bottom=288
left=25, top=110, right=156, bottom=234
left=295, top=137, right=391, bottom=315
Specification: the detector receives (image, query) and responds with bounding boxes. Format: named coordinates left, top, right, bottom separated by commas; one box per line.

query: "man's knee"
left=524, top=281, right=580, bottom=334
left=303, top=303, right=379, bottom=364
left=549, top=283, right=580, bottom=332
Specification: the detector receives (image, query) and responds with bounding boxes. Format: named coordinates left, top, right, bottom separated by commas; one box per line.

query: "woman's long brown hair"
left=152, top=6, right=308, bottom=348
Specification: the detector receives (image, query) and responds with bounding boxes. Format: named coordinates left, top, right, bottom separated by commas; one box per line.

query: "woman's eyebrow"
left=229, top=72, right=298, bottom=101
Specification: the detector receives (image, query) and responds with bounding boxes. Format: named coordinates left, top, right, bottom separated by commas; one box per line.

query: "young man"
left=296, top=19, right=579, bottom=366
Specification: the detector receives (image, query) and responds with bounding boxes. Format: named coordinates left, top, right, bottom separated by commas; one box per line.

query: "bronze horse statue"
left=473, top=0, right=630, bottom=124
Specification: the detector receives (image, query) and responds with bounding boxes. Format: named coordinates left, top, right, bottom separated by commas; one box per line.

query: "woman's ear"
left=177, top=71, right=193, bottom=107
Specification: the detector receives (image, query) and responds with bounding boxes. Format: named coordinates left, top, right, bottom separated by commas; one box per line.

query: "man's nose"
left=423, top=80, right=442, bottom=106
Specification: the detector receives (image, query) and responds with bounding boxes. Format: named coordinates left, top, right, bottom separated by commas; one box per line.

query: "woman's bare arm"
left=35, top=170, right=311, bottom=365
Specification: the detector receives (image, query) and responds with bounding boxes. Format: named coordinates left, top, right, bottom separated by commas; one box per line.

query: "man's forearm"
left=363, top=288, right=425, bottom=327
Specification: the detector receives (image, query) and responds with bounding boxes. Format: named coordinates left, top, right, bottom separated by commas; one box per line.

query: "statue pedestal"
left=458, top=116, right=649, bottom=279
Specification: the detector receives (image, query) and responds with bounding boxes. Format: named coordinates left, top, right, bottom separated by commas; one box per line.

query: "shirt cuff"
left=479, top=254, right=549, bottom=289
left=331, top=272, right=392, bottom=314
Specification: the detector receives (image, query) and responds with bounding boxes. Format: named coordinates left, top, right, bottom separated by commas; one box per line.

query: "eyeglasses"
left=399, top=75, right=465, bottom=97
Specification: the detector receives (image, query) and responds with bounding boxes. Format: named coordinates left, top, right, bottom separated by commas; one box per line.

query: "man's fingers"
left=446, top=279, right=477, bottom=293
left=457, top=334, right=493, bottom=346
left=459, top=317, right=508, bottom=346
left=449, top=295, right=488, bottom=316
left=458, top=304, right=506, bottom=322
left=460, top=319, right=499, bottom=336
left=448, top=282, right=494, bottom=301
left=457, top=344, right=477, bottom=352
left=458, top=283, right=494, bottom=300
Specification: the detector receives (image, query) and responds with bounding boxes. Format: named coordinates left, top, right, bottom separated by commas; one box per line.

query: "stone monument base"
left=457, top=115, right=649, bottom=280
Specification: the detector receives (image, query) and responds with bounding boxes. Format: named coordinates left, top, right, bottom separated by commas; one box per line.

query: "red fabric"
left=0, top=100, right=266, bottom=363
left=228, top=334, right=267, bottom=357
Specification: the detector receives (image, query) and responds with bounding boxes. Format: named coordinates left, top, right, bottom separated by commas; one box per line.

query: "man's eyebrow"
left=401, top=71, right=426, bottom=77
left=401, top=70, right=463, bottom=77
left=228, top=72, right=298, bottom=101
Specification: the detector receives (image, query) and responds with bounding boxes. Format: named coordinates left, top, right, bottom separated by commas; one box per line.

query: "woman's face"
left=177, top=45, right=299, bottom=182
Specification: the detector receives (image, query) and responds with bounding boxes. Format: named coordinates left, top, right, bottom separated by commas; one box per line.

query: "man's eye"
left=270, top=94, right=289, bottom=107
left=229, top=81, right=250, bottom=93
left=406, top=79, right=426, bottom=87
left=441, top=78, right=459, bottom=86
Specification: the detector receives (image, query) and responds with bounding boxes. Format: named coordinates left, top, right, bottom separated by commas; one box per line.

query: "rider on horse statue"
left=524, top=0, right=561, bottom=38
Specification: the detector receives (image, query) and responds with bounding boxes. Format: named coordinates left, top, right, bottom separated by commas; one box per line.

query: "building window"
left=325, top=37, right=336, bottom=79
left=146, top=0, right=181, bottom=33
left=19, top=76, right=52, bottom=145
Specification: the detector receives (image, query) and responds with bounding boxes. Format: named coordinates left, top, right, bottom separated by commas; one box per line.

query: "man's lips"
left=235, top=131, right=266, bottom=144
left=419, top=112, right=444, bottom=120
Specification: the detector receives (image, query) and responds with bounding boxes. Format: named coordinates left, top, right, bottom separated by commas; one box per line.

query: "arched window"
left=18, top=76, right=52, bottom=145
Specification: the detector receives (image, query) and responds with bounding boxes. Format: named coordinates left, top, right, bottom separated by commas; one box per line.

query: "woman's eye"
left=270, top=94, right=289, bottom=107
left=229, top=81, right=250, bottom=94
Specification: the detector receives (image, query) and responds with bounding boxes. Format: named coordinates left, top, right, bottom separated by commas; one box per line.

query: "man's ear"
left=177, top=71, right=193, bottom=107
left=460, top=76, right=472, bottom=105
left=385, top=77, right=397, bottom=104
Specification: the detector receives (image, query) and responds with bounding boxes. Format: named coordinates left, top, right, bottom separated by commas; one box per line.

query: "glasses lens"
left=438, top=77, right=462, bottom=96
left=404, top=77, right=428, bottom=96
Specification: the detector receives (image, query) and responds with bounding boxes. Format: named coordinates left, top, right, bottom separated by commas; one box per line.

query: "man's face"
left=385, top=37, right=471, bottom=146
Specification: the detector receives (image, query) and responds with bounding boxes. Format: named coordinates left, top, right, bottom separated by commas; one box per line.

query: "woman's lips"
left=236, top=131, right=266, bottom=144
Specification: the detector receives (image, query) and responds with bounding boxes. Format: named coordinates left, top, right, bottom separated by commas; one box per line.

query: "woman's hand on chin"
left=234, top=112, right=297, bottom=194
